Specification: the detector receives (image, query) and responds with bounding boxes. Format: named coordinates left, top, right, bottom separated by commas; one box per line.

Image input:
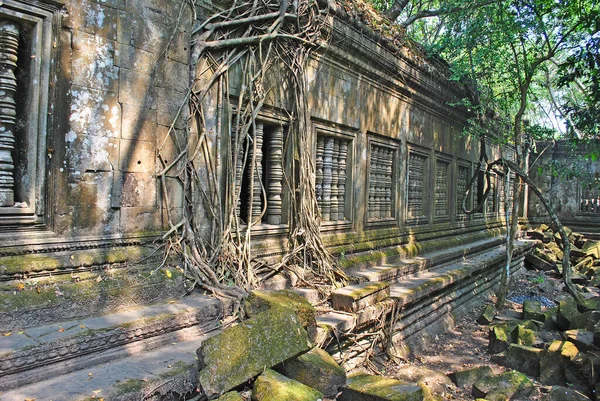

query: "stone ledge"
left=0, top=294, right=221, bottom=391
left=331, top=281, right=390, bottom=312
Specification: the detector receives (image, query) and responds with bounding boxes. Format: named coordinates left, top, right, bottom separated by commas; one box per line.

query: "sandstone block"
left=252, top=369, right=323, bottom=401
left=197, top=306, right=311, bottom=398
left=340, top=373, right=423, bottom=401
left=216, top=392, right=244, bottom=401
left=540, top=341, right=579, bottom=386
left=542, top=386, right=591, bottom=401
left=492, top=344, right=541, bottom=378
left=524, top=300, right=546, bottom=322
left=489, top=323, right=516, bottom=354
left=478, top=304, right=495, bottom=325
left=569, top=310, right=600, bottom=331
left=450, top=366, right=493, bottom=389
left=278, top=347, right=346, bottom=397
left=244, top=290, right=316, bottom=330
left=472, top=370, right=534, bottom=400
left=395, top=366, right=452, bottom=394
left=331, top=281, right=390, bottom=312
left=557, top=299, right=582, bottom=330
left=563, top=329, right=598, bottom=353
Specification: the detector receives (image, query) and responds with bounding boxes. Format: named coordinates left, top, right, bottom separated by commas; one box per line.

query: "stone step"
left=0, top=293, right=222, bottom=392
left=317, top=299, right=395, bottom=335
left=347, top=236, right=504, bottom=283
left=0, top=328, right=216, bottom=401
left=331, top=281, right=390, bottom=312
left=390, top=241, right=530, bottom=308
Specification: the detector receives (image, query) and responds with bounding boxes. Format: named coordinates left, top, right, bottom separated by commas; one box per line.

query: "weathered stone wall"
left=528, top=140, right=600, bottom=234
left=0, top=0, right=193, bottom=328
left=196, top=2, right=510, bottom=264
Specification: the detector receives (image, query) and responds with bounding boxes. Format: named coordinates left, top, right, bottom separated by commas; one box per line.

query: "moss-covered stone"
left=477, top=304, right=495, bottom=325
left=540, top=341, right=580, bottom=385
left=450, top=366, right=493, bottom=389
left=489, top=323, right=517, bottom=354
left=515, top=324, right=537, bottom=346
left=252, top=369, right=323, bottom=401
left=557, top=298, right=582, bottom=330
left=493, top=344, right=541, bottom=378
left=278, top=347, right=346, bottom=397
left=395, top=366, right=452, bottom=394
left=216, top=391, right=244, bottom=401
left=341, top=373, right=423, bottom=401
left=543, top=386, right=591, bottom=401
left=472, top=370, right=534, bottom=400
left=197, top=305, right=312, bottom=398
left=523, top=300, right=545, bottom=322
left=245, top=290, right=316, bottom=329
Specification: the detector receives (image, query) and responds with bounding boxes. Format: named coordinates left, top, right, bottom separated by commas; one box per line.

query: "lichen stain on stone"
left=69, top=89, right=119, bottom=138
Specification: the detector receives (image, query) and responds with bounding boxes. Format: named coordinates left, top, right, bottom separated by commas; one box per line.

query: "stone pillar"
left=0, top=21, right=19, bottom=207
left=247, top=122, right=264, bottom=221
left=315, top=135, right=324, bottom=213
left=266, top=125, right=283, bottom=225
left=337, top=140, right=347, bottom=220
left=330, top=139, right=339, bottom=221
left=321, top=136, right=333, bottom=221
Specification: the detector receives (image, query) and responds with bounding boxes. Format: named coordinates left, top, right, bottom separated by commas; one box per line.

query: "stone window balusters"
left=0, top=21, right=20, bottom=207
left=407, top=152, right=427, bottom=220
left=316, top=135, right=349, bottom=222
left=368, top=143, right=395, bottom=220
left=434, top=159, right=449, bottom=217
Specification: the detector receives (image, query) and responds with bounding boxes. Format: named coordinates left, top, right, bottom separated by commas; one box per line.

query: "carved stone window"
left=367, top=136, right=398, bottom=223
left=232, top=121, right=286, bottom=226
left=580, top=182, right=599, bottom=214
left=314, top=123, right=353, bottom=226
left=406, top=148, right=429, bottom=222
left=0, top=0, right=58, bottom=228
left=473, top=167, right=484, bottom=217
left=486, top=174, right=497, bottom=217
left=434, top=155, right=450, bottom=219
left=456, top=163, right=470, bottom=217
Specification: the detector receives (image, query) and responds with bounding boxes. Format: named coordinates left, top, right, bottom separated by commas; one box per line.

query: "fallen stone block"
left=252, top=369, right=323, bottom=401
left=529, top=230, right=546, bottom=241
left=472, top=370, right=534, bottom=400
left=515, top=324, right=537, bottom=346
left=547, top=242, right=564, bottom=260
left=540, top=341, right=580, bottom=386
left=489, top=323, right=517, bottom=354
left=563, top=329, right=598, bottom=353
left=491, top=344, right=541, bottom=378
left=277, top=347, right=346, bottom=397
left=526, top=251, right=557, bottom=272
left=569, top=310, right=600, bottom=331
left=524, top=300, right=546, bottom=322
left=449, top=366, right=493, bottom=390
left=394, top=366, right=452, bottom=394
left=557, top=299, right=582, bottom=330
left=542, top=386, right=591, bottom=401
left=245, top=290, right=316, bottom=329
left=478, top=304, right=496, bottom=325
left=197, top=306, right=312, bottom=398
left=583, top=241, right=600, bottom=259
left=340, top=373, right=423, bottom=401
left=215, top=391, right=244, bottom=401
left=331, top=282, right=390, bottom=312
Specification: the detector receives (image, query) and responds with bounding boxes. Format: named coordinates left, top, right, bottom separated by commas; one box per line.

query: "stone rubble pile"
left=197, top=290, right=444, bottom=401
left=526, top=225, right=600, bottom=286
left=474, top=228, right=600, bottom=400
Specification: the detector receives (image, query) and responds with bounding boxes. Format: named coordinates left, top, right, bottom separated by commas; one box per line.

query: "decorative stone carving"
left=266, top=125, right=283, bottom=224
left=407, top=152, right=426, bottom=219
left=330, top=140, right=340, bottom=221
left=321, top=136, right=333, bottom=221
left=337, top=140, right=347, bottom=220
left=315, top=135, right=349, bottom=222
left=434, top=159, right=449, bottom=217
left=368, top=144, right=394, bottom=220
left=457, top=165, right=469, bottom=215
left=316, top=135, right=324, bottom=212
left=580, top=186, right=599, bottom=214
left=247, top=122, right=264, bottom=221
left=232, top=126, right=245, bottom=220
left=0, top=20, right=20, bottom=207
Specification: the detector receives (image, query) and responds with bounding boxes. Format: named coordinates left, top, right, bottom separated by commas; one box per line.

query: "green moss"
left=253, top=369, right=323, bottom=401
left=113, top=378, right=146, bottom=395
left=245, top=290, right=316, bottom=328
left=346, top=373, right=423, bottom=401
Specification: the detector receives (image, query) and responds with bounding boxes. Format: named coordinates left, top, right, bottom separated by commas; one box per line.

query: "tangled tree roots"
left=157, top=0, right=347, bottom=305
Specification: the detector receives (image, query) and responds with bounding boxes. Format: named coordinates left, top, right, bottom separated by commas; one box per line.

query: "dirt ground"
left=381, top=267, right=591, bottom=400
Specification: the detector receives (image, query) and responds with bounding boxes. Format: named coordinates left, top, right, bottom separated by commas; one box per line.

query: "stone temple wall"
left=0, top=0, right=193, bottom=329
left=0, top=0, right=512, bottom=327
left=528, top=140, right=600, bottom=234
